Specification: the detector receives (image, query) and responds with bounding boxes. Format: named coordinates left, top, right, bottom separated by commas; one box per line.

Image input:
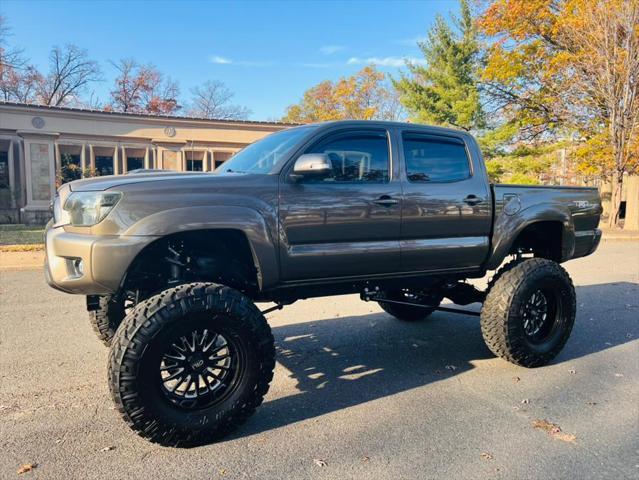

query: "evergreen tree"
left=394, top=0, right=483, bottom=131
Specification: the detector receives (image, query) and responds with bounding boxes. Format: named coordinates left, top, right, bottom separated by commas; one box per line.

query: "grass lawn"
left=0, top=224, right=45, bottom=246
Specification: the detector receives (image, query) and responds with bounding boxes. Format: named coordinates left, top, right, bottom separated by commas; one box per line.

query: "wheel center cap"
left=188, top=355, right=205, bottom=372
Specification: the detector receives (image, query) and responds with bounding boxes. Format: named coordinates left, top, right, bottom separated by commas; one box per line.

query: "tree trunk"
left=607, top=170, right=623, bottom=228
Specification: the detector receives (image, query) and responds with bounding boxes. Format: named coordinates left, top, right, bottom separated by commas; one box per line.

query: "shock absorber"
left=166, top=242, right=187, bottom=285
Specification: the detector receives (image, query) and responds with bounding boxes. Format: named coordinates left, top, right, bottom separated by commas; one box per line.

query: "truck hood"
left=70, top=171, right=215, bottom=192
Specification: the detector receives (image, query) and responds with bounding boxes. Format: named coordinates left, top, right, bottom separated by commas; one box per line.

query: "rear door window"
left=402, top=133, right=470, bottom=182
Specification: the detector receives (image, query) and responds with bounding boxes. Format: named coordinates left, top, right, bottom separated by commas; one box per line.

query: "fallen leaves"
left=480, top=452, right=494, bottom=460
left=100, top=446, right=116, bottom=452
left=512, top=376, right=521, bottom=383
left=532, top=419, right=577, bottom=443
left=313, top=458, right=328, bottom=467
left=17, top=464, right=37, bottom=474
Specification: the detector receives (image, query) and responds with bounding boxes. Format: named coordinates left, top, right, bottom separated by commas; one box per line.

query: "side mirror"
left=290, top=153, right=332, bottom=181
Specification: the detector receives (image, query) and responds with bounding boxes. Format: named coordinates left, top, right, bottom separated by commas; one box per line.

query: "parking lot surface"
left=1, top=241, right=637, bottom=479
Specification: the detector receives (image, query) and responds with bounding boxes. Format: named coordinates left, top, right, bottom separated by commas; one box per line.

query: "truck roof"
left=292, top=119, right=471, bottom=137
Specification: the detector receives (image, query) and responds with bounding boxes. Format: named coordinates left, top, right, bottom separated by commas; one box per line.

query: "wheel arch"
left=487, top=204, right=575, bottom=270
left=119, top=206, right=280, bottom=293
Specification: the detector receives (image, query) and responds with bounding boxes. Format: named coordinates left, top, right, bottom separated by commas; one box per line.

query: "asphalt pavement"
left=0, top=242, right=637, bottom=479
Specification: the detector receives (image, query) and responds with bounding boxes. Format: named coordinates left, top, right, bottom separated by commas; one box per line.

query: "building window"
left=185, top=151, right=204, bottom=171
left=59, top=153, right=82, bottom=184
left=186, top=159, right=203, bottom=171
left=127, top=157, right=144, bottom=171
left=214, top=151, right=233, bottom=170
left=95, top=156, right=114, bottom=176
left=0, top=151, right=9, bottom=189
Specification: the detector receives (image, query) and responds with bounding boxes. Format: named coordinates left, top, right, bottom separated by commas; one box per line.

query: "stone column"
left=210, top=150, right=216, bottom=171
left=54, top=143, right=61, bottom=177
left=624, top=175, right=639, bottom=231
left=144, top=147, right=150, bottom=169
left=7, top=139, right=15, bottom=207
left=80, top=144, right=87, bottom=173
left=121, top=146, right=128, bottom=173
left=88, top=145, right=95, bottom=171
left=202, top=150, right=208, bottom=172
left=113, top=146, right=120, bottom=175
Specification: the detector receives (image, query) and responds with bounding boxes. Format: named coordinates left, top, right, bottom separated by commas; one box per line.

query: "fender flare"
left=486, top=203, right=575, bottom=270
left=123, top=205, right=279, bottom=289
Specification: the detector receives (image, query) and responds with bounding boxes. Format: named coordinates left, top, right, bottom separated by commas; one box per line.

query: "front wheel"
left=88, top=295, right=125, bottom=346
left=480, top=258, right=576, bottom=367
left=108, top=282, right=275, bottom=446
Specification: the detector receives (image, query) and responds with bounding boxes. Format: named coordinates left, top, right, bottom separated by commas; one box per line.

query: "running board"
left=362, top=294, right=481, bottom=317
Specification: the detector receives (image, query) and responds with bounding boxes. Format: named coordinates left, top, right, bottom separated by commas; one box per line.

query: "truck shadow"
left=233, top=281, right=638, bottom=440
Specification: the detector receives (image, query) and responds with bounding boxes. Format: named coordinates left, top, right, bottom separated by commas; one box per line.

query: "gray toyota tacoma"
left=45, top=120, right=602, bottom=446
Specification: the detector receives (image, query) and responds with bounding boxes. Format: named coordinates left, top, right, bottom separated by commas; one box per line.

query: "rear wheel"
left=480, top=258, right=576, bottom=367
left=378, top=290, right=443, bottom=322
left=108, top=282, right=275, bottom=446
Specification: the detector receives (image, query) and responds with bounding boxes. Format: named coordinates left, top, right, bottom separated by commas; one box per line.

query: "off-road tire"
left=89, top=295, right=124, bottom=346
left=481, top=258, right=576, bottom=367
left=108, top=282, right=275, bottom=446
left=379, top=291, right=443, bottom=322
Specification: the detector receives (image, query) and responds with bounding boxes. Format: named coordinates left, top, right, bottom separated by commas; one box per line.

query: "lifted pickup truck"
left=45, top=120, right=602, bottom=446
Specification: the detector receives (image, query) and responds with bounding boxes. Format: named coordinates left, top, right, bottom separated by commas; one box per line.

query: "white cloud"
left=347, top=56, right=425, bottom=67
left=209, top=55, right=272, bottom=67
left=210, top=55, right=232, bottom=64
left=319, top=45, right=345, bottom=55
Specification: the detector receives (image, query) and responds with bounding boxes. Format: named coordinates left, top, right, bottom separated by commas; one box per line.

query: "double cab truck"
left=45, top=120, right=602, bottom=446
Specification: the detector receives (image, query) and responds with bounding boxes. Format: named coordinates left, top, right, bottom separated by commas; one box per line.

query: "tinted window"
left=304, top=131, right=389, bottom=183
left=403, top=134, right=470, bottom=182
left=217, top=126, right=317, bottom=174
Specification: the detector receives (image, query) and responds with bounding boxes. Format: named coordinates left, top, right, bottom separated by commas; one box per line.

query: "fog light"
left=74, top=258, right=84, bottom=275
left=66, top=257, right=84, bottom=278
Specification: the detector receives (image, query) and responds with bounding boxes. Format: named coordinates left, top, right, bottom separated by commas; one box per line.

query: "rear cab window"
left=402, top=133, right=471, bottom=183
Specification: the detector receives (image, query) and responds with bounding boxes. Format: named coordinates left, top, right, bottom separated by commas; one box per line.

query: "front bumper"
left=44, top=223, right=157, bottom=295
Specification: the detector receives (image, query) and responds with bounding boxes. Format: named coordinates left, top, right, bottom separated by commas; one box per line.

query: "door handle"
left=463, top=194, right=482, bottom=206
left=372, top=195, right=399, bottom=207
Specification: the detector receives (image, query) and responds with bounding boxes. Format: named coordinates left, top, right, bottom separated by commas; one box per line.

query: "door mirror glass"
left=292, top=153, right=332, bottom=179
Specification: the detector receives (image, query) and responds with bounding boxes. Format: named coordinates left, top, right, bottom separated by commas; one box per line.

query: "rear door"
left=399, top=131, right=492, bottom=271
left=278, top=128, right=402, bottom=280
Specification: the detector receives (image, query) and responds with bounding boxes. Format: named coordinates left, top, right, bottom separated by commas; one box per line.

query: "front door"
left=278, top=129, right=402, bottom=281
left=399, top=131, right=492, bottom=271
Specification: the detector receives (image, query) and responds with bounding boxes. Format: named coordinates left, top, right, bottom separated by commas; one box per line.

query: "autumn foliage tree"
left=108, top=59, right=180, bottom=115
left=479, top=0, right=639, bottom=227
left=282, top=66, right=403, bottom=123
left=1, top=17, right=99, bottom=106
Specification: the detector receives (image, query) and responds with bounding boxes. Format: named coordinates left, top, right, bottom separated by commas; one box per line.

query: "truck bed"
left=490, top=183, right=602, bottom=266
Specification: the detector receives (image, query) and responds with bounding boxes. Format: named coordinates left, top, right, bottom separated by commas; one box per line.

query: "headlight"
left=63, top=191, right=122, bottom=226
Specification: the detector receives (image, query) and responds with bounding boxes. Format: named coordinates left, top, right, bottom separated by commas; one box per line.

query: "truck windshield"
left=216, top=126, right=317, bottom=174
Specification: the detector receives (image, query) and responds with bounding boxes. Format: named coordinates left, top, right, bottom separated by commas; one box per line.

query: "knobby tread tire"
left=480, top=258, right=576, bottom=368
left=89, top=295, right=124, bottom=346
left=107, top=282, right=275, bottom=447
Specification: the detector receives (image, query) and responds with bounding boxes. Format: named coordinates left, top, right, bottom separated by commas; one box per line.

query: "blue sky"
left=2, top=0, right=459, bottom=120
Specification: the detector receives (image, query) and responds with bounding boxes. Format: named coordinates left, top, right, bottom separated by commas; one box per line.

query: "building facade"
left=0, top=102, right=290, bottom=224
